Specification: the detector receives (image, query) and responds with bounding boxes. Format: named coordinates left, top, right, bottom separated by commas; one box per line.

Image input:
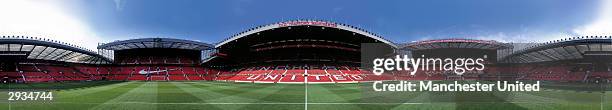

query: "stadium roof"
left=216, top=20, right=398, bottom=48
left=97, top=38, right=213, bottom=51
left=0, top=36, right=112, bottom=64
left=400, top=39, right=512, bottom=50
left=501, top=36, right=612, bottom=63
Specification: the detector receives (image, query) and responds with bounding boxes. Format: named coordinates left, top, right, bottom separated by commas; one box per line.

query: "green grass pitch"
left=0, top=81, right=610, bottom=110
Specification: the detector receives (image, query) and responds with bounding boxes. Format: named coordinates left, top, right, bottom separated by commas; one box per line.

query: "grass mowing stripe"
left=249, top=84, right=304, bottom=103
left=57, top=81, right=133, bottom=99
left=178, top=82, right=304, bottom=110
left=307, top=84, right=351, bottom=103
left=188, top=82, right=281, bottom=108
left=175, top=82, right=234, bottom=100
left=58, top=81, right=142, bottom=103
left=212, top=83, right=301, bottom=110
left=197, top=83, right=276, bottom=101
left=4, top=81, right=143, bottom=110
left=89, top=82, right=158, bottom=110
left=205, top=84, right=289, bottom=103
left=318, top=84, right=377, bottom=102
left=155, top=82, right=204, bottom=110
left=156, top=82, right=201, bottom=103
left=172, top=82, right=227, bottom=110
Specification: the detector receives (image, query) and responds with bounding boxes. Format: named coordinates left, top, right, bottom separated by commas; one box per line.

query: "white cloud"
left=474, top=32, right=573, bottom=44
left=114, top=0, right=125, bottom=11
left=450, top=1, right=611, bottom=44
left=573, top=0, right=612, bottom=36
left=0, top=0, right=103, bottom=50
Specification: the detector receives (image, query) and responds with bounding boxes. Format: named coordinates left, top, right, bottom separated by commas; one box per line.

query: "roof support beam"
left=56, top=52, right=75, bottom=61
left=41, top=48, right=58, bottom=60
left=33, top=46, right=48, bottom=59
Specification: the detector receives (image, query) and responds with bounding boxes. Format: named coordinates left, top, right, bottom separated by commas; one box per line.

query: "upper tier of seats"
left=116, top=56, right=198, bottom=65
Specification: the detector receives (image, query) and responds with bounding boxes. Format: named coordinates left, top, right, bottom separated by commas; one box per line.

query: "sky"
left=0, top=0, right=610, bottom=50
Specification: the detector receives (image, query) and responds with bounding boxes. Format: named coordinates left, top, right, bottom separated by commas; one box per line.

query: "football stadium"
left=0, top=20, right=611, bottom=110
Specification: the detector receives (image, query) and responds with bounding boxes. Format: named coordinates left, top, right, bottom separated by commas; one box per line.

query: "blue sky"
left=1, top=0, right=610, bottom=50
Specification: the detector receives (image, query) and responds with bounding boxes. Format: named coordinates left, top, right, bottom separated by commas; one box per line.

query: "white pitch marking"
left=305, top=76, right=308, bottom=110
